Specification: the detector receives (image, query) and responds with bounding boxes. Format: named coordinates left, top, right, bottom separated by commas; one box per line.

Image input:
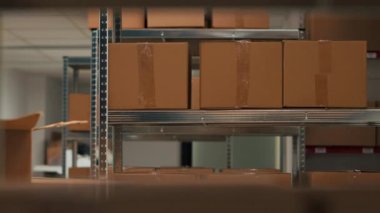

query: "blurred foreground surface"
left=0, top=178, right=380, bottom=213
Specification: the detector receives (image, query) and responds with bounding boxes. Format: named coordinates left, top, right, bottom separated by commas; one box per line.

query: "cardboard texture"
left=191, top=76, right=200, bottom=110
left=147, top=7, right=205, bottom=28
left=109, top=42, right=189, bottom=109
left=0, top=113, right=40, bottom=183
left=305, top=127, right=376, bottom=146
left=88, top=8, right=145, bottom=29
left=158, top=167, right=213, bottom=175
left=206, top=173, right=291, bottom=187
left=222, top=168, right=281, bottom=174
left=68, top=93, right=90, bottom=131
left=307, top=12, right=380, bottom=51
left=212, top=8, right=269, bottom=28
left=308, top=172, right=380, bottom=188
left=109, top=173, right=159, bottom=182
left=123, top=167, right=156, bottom=174
left=69, top=167, right=91, bottom=179
left=283, top=40, right=367, bottom=108
left=200, top=41, right=282, bottom=109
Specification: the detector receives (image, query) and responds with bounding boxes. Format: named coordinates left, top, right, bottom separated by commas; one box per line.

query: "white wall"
left=0, top=69, right=62, bottom=168
left=122, top=141, right=180, bottom=167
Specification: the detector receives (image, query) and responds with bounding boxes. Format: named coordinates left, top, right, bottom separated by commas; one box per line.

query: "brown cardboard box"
left=200, top=41, right=282, bottom=109
left=88, top=8, right=145, bottom=29
left=123, top=167, right=156, bottom=174
left=158, top=167, right=213, bottom=175
left=109, top=42, right=189, bottom=110
left=87, top=8, right=113, bottom=29
left=109, top=173, right=159, bottom=182
left=222, top=168, right=281, bottom=174
left=212, top=8, right=269, bottom=28
left=69, top=167, right=91, bottom=179
left=206, top=173, right=291, bottom=188
left=308, top=172, right=380, bottom=188
left=121, top=8, right=145, bottom=29
left=191, top=76, right=200, bottom=110
left=147, top=7, right=205, bottom=28
left=0, top=113, right=40, bottom=183
left=68, top=93, right=90, bottom=131
left=307, top=12, right=380, bottom=51
left=283, top=40, right=367, bottom=108
left=306, top=127, right=376, bottom=146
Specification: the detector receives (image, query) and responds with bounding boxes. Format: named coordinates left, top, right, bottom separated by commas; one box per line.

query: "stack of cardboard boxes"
left=84, top=8, right=378, bottom=166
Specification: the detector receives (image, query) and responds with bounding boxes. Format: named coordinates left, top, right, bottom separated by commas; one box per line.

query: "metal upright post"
left=99, top=8, right=109, bottom=179
left=62, top=56, right=69, bottom=178
left=90, top=29, right=99, bottom=179
left=292, top=127, right=306, bottom=187
left=71, top=68, right=79, bottom=168
left=226, top=137, right=232, bottom=169
left=113, top=125, right=123, bottom=173
left=111, top=8, right=122, bottom=173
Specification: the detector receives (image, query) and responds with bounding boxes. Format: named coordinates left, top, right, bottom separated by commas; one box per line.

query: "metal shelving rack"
left=62, top=56, right=91, bottom=177
left=90, top=8, right=380, bottom=186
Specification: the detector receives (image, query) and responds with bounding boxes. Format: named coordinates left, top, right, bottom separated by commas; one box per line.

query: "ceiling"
left=1, top=9, right=91, bottom=77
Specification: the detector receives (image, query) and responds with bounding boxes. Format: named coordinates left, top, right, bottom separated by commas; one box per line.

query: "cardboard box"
left=212, top=8, right=269, bottom=28
left=88, top=8, right=145, bottom=29
left=69, top=167, right=91, bottom=179
left=109, top=42, right=189, bottom=109
left=206, top=173, right=291, bottom=188
left=68, top=93, right=90, bottom=131
left=191, top=76, right=200, bottom=110
left=0, top=113, right=40, bottom=183
left=283, top=41, right=367, bottom=108
left=121, top=8, right=145, bottom=29
left=222, top=168, right=281, bottom=174
left=158, top=167, right=213, bottom=175
left=147, top=7, right=205, bottom=28
left=308, top=172, right=380, bottom=188
left=307, top=12, right=380, bottom=51
left=123, top=167, right=156, bottom=174
left=200, top=41, right=282, bottom=109
left=306, top=127, right=376, bottom=146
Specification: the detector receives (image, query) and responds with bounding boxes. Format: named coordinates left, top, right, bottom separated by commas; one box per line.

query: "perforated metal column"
left=292, top=127, right=306, bottom=187
left=99, top=8, right=109, bottom=178
left=90, top=29, right=99, bottom=179
left=61, top=56, right=69, bottom=178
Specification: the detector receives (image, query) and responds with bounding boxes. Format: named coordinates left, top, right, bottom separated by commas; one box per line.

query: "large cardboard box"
left=69, top=167, right=91, bottom=179
left=200, top=41, right=282, bottom=109
left=109, top=42, right=189, bottom=109
left=88, top=8, right=145, bottom=29
left=222, top=168, right=281, bottom=174
left=212, top=8, right=269, bottom=28
left=308, top=172, right=380, bottom=188
left=0, top=113, right=40, bottom=183
left=307, top=12, right=380, bottom=51
left=283, top=41, right=367, bottom=108
left=68, top=93, right=90, bottom=131
left=306, top=127, right=376, bottom=146
left=158, top=167, right=213, bottom=175
left=147, top=7, right=205, bottom=28
left=191, top=76, right=200, bottom=110
left=206, top=173, right=291, bottom=188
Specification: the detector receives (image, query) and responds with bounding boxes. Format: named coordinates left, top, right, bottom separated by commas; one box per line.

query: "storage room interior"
left=1, top=3, right=380, bottom=212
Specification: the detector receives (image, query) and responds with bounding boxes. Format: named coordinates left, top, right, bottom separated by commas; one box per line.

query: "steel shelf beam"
left=121, top=29, right=301, bottom=40
left=109, top=109, right=380, bottom=126
left=66, top=57, right=91, bottom=70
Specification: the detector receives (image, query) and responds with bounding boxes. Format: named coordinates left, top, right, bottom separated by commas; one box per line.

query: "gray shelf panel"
left=121, top=29, right=301, bottom=40
left=109, top=109, right=380, bottom=126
